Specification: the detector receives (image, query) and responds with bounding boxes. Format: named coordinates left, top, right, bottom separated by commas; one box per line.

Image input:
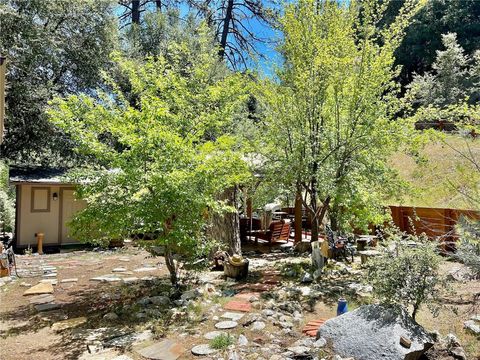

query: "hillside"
left=389, top=134, right=480, bottom=210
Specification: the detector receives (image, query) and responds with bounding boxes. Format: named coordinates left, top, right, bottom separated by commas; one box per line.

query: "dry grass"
left=389, top=134, right=480, bottom=209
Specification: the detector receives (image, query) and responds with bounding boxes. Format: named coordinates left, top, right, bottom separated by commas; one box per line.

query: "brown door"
left=60, top=189, right=86, bottom=244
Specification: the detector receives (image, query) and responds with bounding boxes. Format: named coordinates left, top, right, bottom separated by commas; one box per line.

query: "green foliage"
left=366, top=234, right=443, bottom=320
left=456, top=217, right=480, bottom=279
left=257, top=0, right=421, bottom=234
left=0, top=162, right=14, bottom=233
left=0, top=0, right=118, bottom=164
left=210, top=333, right=234, bottom=349
left=48, top=24, right=251, bottom=284
left=406, top=33, right=480, bottom=109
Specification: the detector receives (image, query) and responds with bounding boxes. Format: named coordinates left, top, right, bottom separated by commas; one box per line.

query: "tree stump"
left=224, top=260, right=249, bottom=280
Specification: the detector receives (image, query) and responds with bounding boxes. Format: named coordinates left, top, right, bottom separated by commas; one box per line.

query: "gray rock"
left=136, top=339, right=185, bottom=360
left=317, top=304, right=434, bottom=360
left=150, top=296, right=170, bottom=306
left=221, top=312, right=245, bottom=321
left=191, top=344, right=217, bottom=356
left=287, top=345, right=310, bottom=355
left=181, top=289, right=200, bottom=301
left=463, top=320, right=480, bottom=335
left=450, top=346, right=467, bottom=360
left=301, top=272, right=313, bottom=283
left=238, top=334, right=248, bottom=346
left=35, top=303, right=60, bottom=312
left=215, top=320, right=238, bottom=329
left=251, top=321, right=266, bottom=331
left=29, top=294, right=55, bottom=305
left=204, top=331, right=226, bottom=340
left=103, top=312, right=119, bottom=321
left=314, top=337, right=327, bottom=348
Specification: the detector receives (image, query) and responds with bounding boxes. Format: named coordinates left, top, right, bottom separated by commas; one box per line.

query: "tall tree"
left=48, top=25, right=251, bottom=284
left=259, top=0, right=421, bottom=246
left=0, top=0, right=117, bottom=165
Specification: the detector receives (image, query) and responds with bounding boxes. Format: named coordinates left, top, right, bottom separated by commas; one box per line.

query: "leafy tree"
left=384, top=0, right=480, bottom=87
left=0, top=161, right=14, bottom=234
left=406, top=33, right=480, bottom=108
left=257, top=0, right=421, bottom=242
left=0, top=0, right=118, bottom=165
left=366, top=234, right=444, bottom=320
left=48, top=25, right=251, bottom=285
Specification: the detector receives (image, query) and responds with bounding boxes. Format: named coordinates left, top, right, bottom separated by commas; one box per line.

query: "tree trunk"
left=131, top=0, right=140, bottom=25
left=218, top=0, right=234, bottom=59
left=294, top=189, right=303, bottom=243
left=208, top=186, right=241, bottom=255
left=164, top=244, right=178, bottom=286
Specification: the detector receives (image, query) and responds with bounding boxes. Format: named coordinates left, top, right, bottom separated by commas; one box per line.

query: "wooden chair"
left=250, top=220, right=291, bottom=245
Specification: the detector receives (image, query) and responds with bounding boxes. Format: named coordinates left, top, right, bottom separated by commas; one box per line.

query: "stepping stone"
left=223, top=300, right=252, bottom=313
left=118, top=257, right=130, bottom=262
left=23, top=282, right=54, bottom=296
left=191, top=344, right=217, bottom=356
left=134, top=267, right=157, bottom=272
left=61, top=278, right=78, bottom=283
left=40, top=279, right=58, bottom=285
left=51, top=317, right=87, bottom=332
left=215, top=321, right=238, bottom=329
left=112, top=268, right=127, bottom=273
left=90, top=275, right=122, bottom=282
left=204, top=331, right=226, bottom=340
left=234, top=292, right=260, bottom=301
left=29, top=294, right=55, bottom=305
left=122, top=277, right=139, bottom=283
left=136, top=339, right=185, bottom=360
left=43, top=273, right=57, bottom=278
left=35, top=303, right=60, bottom=312
left=221, top=312, right=245, bottom=321
left=250, top=321, right=266, bottom=331
left=141, top=276, right=156, bottom=281
left=302, top=319, right=327, bottom=337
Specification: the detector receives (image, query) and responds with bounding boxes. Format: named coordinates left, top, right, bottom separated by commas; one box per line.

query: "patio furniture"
left=325, top=225, right=354, bottom=262
left=247, top=220, right=291, bottom=245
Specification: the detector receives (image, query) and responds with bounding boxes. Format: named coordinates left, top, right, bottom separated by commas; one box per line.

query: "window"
left=31, top=187, right=50, bottom=212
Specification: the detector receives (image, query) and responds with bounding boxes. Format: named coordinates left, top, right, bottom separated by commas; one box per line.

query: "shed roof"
left=9, top=166, right=71, bottom=184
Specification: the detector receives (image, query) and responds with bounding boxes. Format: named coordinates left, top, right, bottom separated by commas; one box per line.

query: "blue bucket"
left=337, top=297, right=348, bottom=316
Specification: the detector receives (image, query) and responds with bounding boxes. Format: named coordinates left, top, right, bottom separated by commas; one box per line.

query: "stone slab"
left=302, top=319, right=327, bottom=337
left=204, top=331, right=226, bottom=340
left=61, top=278, right=78, bottom=283
left=51, top=317, right=87, bottom=332
left=191, top=344, right=217, bottom=356
left=215, top=321, right=238, bottom=329
left=23, top=282, right=54, bottom=296
left=35, top=303, right=61, bottom=312
left=221, top=312, right=245, bottom=321
left=29, top=294, right=55, bottom=305
left=223, top=300, right=252, bottom=313
left=136, top=339, right=185, bottom=360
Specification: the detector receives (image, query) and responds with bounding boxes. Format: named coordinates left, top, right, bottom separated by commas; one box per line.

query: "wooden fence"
left=389, top=205, right=480, bottom=241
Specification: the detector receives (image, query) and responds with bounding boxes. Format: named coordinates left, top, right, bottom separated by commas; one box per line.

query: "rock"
left=314, top=337, right=327, bottom=348
left=228, top=350, right=240, bottom=360
left=251, top=321, right=266, bottom=331
left=204, top=331, right=226, bottom=340
left=90, top=275, right=122, bottom=282
left=35, top=303, right=60, bottom=312
left=463, top=320, right=480, bottom=335
left=317, top=304, right=434, bottom=360
left=221, top=312, right=245, bottom=321
left=449, top=347, right=467, bottom=360
left=61, top=278, right=78, bottom=283
left=191, top=344, right=217, bottom=356
left=294, top=241, right=311, bottom=254
left=23, top=282, right=54, bottom=296
left=40, top=279, right=58, bottom=285
left=149, top=296, right=170, bottom=306
left=51, top=317, right=87, bottom=332
left=301, top=272, right=313, bottom=283
left=29, top=294, right=55, bottom=305
left=238, top=334, right=248, bottom=346
left=105, top=330, right=153, bottom=348
left=103, top=312, right=119, bottom=321
left=112, top=268, right=127, bottom=272
left=287, top=345, right=310, bottom=356
left=122, top=277, right=139, bottom=283
left=262, top=309, right=275, bottom=317
left=136, top=339, right=185, bottom=360
left=181, top=289, right=200, bottom=301
left=215, top=321, right=238, bottom=329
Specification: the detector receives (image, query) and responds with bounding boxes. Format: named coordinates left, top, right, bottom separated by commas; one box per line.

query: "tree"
left=48, top=25, right=251, bottom=285
left=406, top=33, right=479, bottom=108
left=0, top=0, right=118, bottom=165
left=258, top=0, right=421, bottom=243
left=383, top=0, right=480, bottom=87
left=0, top=161, right=14, bottom=234
left=366, top=234, right=443, bottom=320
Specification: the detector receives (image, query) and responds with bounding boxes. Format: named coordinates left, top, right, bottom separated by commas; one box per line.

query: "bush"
left=456, top=217, right=480, bottom=279
left=366, top=234, right=444, bottom=320
left=0, top=162, right=14, bottom=233
left=210, top=333, right=234, bottom=350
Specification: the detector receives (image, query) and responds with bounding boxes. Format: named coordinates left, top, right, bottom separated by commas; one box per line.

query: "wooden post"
left=246, top=197, right=253, bottom=219
left=294, top=190, right=302, bottom=243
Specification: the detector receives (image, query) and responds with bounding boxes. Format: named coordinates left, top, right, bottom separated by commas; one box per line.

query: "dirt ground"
left=0, top=245, right=479, bottom=360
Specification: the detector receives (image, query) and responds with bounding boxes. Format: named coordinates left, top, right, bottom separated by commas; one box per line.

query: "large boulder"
left=317, top=304, right=434, bottom=360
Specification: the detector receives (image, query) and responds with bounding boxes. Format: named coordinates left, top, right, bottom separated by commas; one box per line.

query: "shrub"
left=366, top=234, right=444, bottom=320
left=456, top=217, right=480, bottom=279
left=210, top=333, right=234, bottom=349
